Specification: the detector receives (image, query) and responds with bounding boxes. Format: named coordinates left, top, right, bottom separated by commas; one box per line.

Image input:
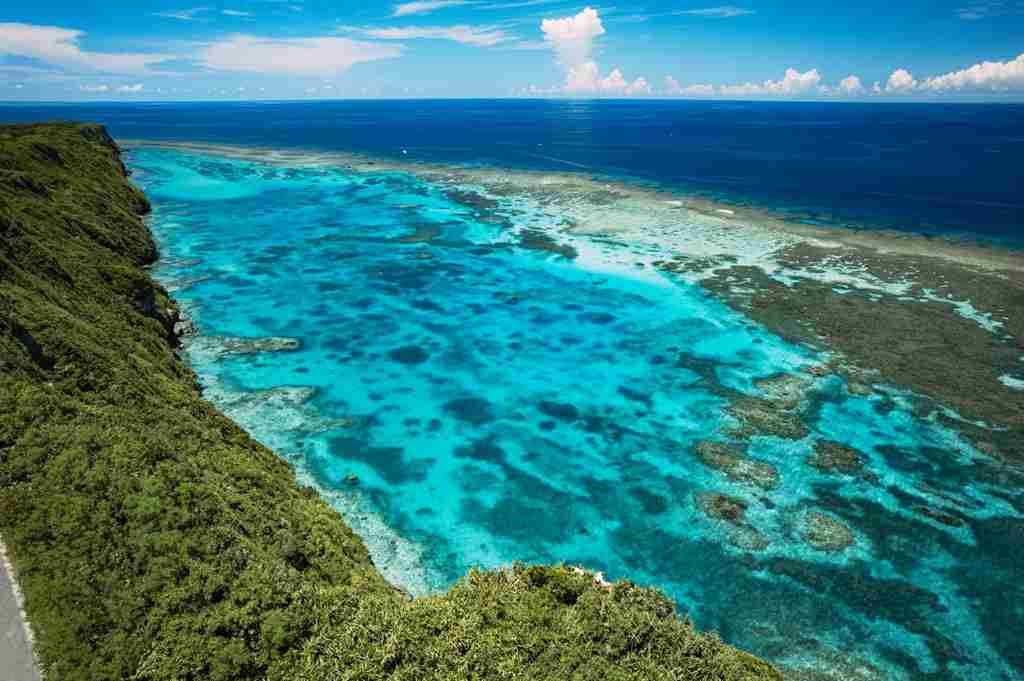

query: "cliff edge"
left=0, top=122, right=780, bottom=681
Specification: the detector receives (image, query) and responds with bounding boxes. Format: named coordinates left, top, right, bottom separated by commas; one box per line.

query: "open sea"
left=3, top=101, right=1023, bottom=680
left=2, top=100, right=1024, bottom=242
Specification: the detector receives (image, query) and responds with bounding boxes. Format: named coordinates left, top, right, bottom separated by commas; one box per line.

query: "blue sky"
left=2, top=0, right=1023, bottom=100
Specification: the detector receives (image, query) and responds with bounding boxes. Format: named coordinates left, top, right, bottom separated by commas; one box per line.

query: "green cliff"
left=0, top=122, right=780, bottom=681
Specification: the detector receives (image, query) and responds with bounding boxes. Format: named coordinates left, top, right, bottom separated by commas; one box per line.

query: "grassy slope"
left=0, top=122, right=779, bottom=681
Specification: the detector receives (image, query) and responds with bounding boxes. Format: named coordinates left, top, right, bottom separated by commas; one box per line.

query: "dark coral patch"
left=617, top=386, right=653, bottom=408
left=397, top=223, right=442, bottom=243
left=443, top=396, right=496, bottom=425
left=411, top=298, right=445, bottom=313
left=537, top=400, right=579, bottom=422
left=696, top=492, right=749, bottom=524
left=580, top=311, right=616, bottom=325
left=454, top=435, right=507, bottom=465
left=518, top=229, right=577, bottom=259
left=388, top=344, right=430, bottom=365
left=328, top=436, right=432, bottom=485
left=694, top=441, right=779, bottom=490
left=630, top=487, right=669, bottom=515
left=809, top=440, right=865, bottom=475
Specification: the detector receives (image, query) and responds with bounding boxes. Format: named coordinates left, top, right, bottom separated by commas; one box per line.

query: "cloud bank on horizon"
left=524, top=7, right=1024, bottom=99
left=0, top=1, right=1023, bottom=100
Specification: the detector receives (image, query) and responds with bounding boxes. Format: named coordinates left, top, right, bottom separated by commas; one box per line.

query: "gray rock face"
left=173, top=318, right=198, bottom=337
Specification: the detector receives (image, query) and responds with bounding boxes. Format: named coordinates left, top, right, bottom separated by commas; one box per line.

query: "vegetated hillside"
left=0, top=122, right=780, bottom=681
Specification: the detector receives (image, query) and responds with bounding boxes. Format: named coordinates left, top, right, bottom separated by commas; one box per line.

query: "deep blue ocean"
left=2, top=100, right=1023, bottom=243
left=4, top=101, right=1023, bottom=680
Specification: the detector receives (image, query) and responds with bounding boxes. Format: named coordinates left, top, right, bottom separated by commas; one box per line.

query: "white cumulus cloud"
left=664, top=76, right=714, bottom=96
left=79, top=83, right=109, bottom=92
left=886, top=68, right=916, bottom=92
left=539, top=7, right=647, bottom=96
left=566, top=62, right=645, bottom=93
left=838, top=74, right=864, bottom=95
left=579, top=64, right=624, bottom=91
left=0, top=22, right=172, bottom=74
left=199, top=35, right=403, bottom=76
left=541, top=6, right=605, bottom=68
left=624, top=76, right=651, bottom=95
left=118, top=83, right=144, bottom=92
left=920, top=53, right=1024, bottom=92
left=719, top=67, right=821, bottom=96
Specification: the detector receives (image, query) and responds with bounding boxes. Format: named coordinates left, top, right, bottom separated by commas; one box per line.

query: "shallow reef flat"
left=127, top=140, right=1024, bottom=681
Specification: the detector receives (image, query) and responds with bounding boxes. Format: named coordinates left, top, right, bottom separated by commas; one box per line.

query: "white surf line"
left=999, top=374, right=1024, bottom=391
left=1, top=540, right=41, bottom=681
left=919, top=289, right=1006, bottom=334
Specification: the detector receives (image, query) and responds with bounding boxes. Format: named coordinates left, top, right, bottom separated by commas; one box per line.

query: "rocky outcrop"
left=801, top=512, right=855, bottom=553
left=695, top=441, right=780, bottom=490
left=728, top=398, right=810, bottom=440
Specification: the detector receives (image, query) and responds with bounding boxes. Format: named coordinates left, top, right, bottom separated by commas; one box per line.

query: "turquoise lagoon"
left=128, top=146, right=1023, bottom=681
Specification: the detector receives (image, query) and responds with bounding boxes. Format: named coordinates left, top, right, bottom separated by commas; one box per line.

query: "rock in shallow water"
left=809, top=440, right=866, bottom=476
left=801, top=512, right=854, bottom=553
left=755, top=373, right=814, bottom=409
left=727, top=397, right=809, bottom=441
left=729, top=525, right=770, bottom=552
left=173, top=317, right=197, bottom=338
left=696, top=492, right=749, bottom=523
left=190, top=335, right=302, bottom=357
left=695, top=492, right=770, bottom=551
left=695, top=441, right=780, bottom=490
